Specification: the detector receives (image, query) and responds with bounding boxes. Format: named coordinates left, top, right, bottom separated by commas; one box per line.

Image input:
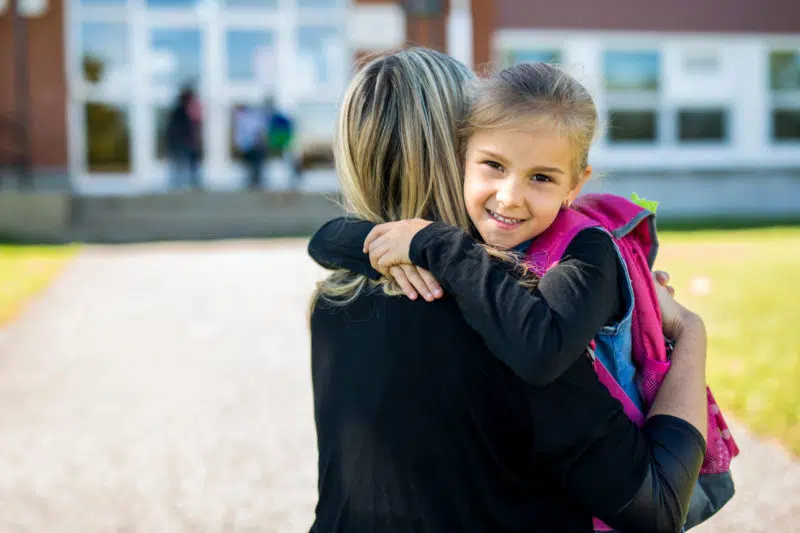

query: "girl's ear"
left=567, top=164, right=592, bottom=203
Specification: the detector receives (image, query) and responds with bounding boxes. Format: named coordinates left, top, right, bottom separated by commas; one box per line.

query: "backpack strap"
left=573, top=193, right=659, bottom=269
left=587, top=348, right=646, bottom=427
left=525, top=207, right=599, bottom=276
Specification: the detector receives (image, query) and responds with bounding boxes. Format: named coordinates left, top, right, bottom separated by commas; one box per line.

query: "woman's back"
left=310, top=288, right=587, bottom=532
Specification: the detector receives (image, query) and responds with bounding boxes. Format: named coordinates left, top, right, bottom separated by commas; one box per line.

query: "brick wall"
left=0, top=0, right=67, bottom=170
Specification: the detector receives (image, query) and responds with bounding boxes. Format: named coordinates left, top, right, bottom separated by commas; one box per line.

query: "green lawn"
left=0, top=245, right=80, bottom=326
left=656, top=227, right=800, bottom=456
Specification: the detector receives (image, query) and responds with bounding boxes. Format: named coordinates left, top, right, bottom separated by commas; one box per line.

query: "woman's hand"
left=654, top=270, right=675, bottom=297
left=652, top=271, right=701, bottom=340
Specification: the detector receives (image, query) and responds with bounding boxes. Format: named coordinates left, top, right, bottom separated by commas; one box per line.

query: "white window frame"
left=602, top=48, right=664, bottom=146
left=768, top=46, right=800, bottom=144
left=66, top=0, right=351, bottom=194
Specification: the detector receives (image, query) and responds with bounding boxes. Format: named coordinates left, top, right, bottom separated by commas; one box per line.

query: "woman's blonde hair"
left=464, top=62, right=599, bottom=183
left=316, top=47, right=475, bottom=305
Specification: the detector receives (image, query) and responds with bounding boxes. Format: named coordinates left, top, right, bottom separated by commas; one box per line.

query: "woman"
left=308, top=48, right=706, bottom=533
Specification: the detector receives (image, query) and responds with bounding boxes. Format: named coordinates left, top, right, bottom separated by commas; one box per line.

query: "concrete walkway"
left=0, top=242, right=797, bottom=532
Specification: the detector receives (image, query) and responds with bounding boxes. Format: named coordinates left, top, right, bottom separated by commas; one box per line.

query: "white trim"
left=492, top=29, right=800, bottom=171
left=66, top=0, right=352, bottom=195
left=447, top=0, right=472, bottom=69
left=495, top=28, right=800, bottom=43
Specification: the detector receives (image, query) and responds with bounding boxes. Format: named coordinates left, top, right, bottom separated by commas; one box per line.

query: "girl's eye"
left=530, top=173, right=552, bottom=183
left=482, top=160, right=503, bottom=171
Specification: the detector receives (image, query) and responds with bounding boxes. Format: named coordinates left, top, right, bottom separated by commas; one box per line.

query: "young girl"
left=313, top=62, right=638, bottom=388
left=365, top=61, right=644, bottom=404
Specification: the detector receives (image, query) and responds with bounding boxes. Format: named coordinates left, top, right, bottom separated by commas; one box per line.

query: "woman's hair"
left=463, top=62, right=599, bottom=183
left=316, top=47, right=475, bottom=305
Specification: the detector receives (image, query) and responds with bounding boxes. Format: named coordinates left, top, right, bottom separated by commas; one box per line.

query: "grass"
left=0, top=245, right=80, bottom=326
left=656, top=226, right=800, bottom=456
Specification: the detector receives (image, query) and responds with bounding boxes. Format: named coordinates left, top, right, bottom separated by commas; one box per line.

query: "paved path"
left=0, top=242, right=797, bottom=532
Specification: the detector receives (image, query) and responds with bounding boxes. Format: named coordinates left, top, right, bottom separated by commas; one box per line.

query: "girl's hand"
left=388, top=264, right=444, bottom=302
left=363, top=219, right=432, bottom=273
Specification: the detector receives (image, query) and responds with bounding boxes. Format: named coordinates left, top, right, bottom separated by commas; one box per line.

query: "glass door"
left=218, top=2, right=282, bottom=189
left=69, top=0, right=138, bottom=194
left=141, top=0, right=209, bottom=191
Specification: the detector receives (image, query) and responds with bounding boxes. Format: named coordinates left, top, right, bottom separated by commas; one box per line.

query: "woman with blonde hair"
left=309, top=48, right=707, bottom=533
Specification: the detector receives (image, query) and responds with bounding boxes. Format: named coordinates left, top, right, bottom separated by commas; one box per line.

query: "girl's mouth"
left=487, top=209, right=526, bottom=228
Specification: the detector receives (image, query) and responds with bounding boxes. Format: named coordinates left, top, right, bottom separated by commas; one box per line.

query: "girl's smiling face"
left=462, top=126, right=590, bottom=249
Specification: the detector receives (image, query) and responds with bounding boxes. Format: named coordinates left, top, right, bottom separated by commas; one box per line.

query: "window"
left=608, top=111, right=657, bottom=143
left=79, top=0, right=126, bottom=5
left=297, top=26, right=339, bottom=88
left=678, top=109, right=727, bottom=142
left=298, top=0, right=340, bottom=6
left=149, top=29, right=203, bottom=87
left=224, top=0, right=277, bottom=6
left=146, top=0, right=200, bottom=7
left=81, top=23, right=129, bottom=92
left=295, top=102, right=338, bottom=143
left=605, top=50, right=660, bottom=143
left=502, top=49, right=561, bottom=68
left=85, top=103, right=131, bottom=173
left=769, top=50, right=800, bottom=141
left=226, top=30, right=275, bottom=82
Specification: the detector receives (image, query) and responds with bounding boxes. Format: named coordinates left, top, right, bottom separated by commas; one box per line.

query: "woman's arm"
left=532, top=316, right=707, bottom=533
left=647, top=293, right=708, bottom=440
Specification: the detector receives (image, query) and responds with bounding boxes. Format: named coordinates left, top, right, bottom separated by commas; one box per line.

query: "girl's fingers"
left=400, top=264, right=434, bottom=302
left=363, top=225, right=388, bottom=254
left=417, top=267, right=443, bottom=299
left=389, top=266, right=417, bottom=300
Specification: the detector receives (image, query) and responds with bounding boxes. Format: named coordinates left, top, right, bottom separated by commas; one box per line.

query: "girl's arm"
left=408, top=222, right=621, bottom=386
left=309, top=218, right=621, bottom=386
left=308, top=218, right=381, bottom=280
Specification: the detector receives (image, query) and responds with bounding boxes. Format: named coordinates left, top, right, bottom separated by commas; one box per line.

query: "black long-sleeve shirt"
left=308, top=218, right=705, bottom=533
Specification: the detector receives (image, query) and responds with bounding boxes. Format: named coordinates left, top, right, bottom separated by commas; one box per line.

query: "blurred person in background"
left=263, top=98, right=298, bottom=190
left=306, top=47, right=709, bottom=533
left=233, top=103, right=267, bottom=189
left=166, top=85, right=203, bottom=190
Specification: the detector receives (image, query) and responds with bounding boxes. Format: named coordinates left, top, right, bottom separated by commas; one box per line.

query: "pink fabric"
left=524, top=194, right=739, bottom=531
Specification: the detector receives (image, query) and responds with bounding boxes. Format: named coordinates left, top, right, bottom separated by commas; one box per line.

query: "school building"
left=1, top=0, right=799, bottom=216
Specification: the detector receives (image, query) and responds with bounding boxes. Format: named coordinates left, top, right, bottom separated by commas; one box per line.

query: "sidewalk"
left=0, top=242, right=796, bottom=532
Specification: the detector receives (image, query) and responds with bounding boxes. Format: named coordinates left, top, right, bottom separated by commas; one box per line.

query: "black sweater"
left=308, top=219, right=705, bottom=533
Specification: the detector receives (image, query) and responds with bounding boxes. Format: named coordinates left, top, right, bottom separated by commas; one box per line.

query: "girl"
left=313, top=62, right=642, bottom=388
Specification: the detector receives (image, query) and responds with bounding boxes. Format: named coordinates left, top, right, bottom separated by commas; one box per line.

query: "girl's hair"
left=463, top=62, right=599, bottom=182
left=316, top=47, right=475, bottom=305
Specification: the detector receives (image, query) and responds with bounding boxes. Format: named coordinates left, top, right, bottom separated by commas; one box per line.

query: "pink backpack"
left=525, top=193, right=739, bottom=530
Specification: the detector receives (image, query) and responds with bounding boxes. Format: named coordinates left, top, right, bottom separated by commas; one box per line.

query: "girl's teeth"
left=490, top=210, right=522, bottom=224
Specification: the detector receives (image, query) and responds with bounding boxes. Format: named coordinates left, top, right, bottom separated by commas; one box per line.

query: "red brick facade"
left=2, top=0, right=798, bottom=173
left=0, top=0, right=67, bottom=169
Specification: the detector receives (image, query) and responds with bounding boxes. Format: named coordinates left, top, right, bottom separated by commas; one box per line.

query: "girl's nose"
left=496, top=177, right=522, bottom=208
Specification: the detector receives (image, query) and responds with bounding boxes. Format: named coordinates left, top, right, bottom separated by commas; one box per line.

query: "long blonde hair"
left=316, top=48, right=474, bottom=305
